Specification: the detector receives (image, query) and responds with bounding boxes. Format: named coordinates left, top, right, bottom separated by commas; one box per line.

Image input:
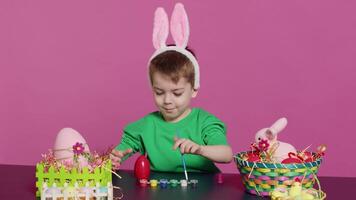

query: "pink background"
left=1, top=0, right=355, bottom=177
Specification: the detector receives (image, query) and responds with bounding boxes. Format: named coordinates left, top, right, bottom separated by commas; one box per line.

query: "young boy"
left=111, top=3, right=233, bottom=173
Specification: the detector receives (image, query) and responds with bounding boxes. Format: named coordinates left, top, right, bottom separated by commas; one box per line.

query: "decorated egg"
left=281, top=152, right=302, bottom=164
left=53, top=128, right=90, bottom=167
left=134, top=154, right=150, bottom=180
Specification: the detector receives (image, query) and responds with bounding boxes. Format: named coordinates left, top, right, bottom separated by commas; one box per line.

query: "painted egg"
left=134, top=155, right=150, bottom=180
left=53, top=128, right=90, bottom=167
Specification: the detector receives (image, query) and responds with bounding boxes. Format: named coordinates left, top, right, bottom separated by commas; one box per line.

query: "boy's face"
left=152, top=72, right=198, bottom=122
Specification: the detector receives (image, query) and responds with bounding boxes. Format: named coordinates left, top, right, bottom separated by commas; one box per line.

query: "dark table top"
left=0, top=164, right=355, bottom=199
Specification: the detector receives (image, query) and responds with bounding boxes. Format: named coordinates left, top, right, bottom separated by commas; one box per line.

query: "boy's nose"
left=163, top=94, right=172, bottom=104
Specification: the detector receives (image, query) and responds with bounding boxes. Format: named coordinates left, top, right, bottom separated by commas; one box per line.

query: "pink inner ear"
left=170, top=3, right=189, bottom=47
left=153, top=8, right=168, bottom=50
left=266, top=129, right=275, bottom=141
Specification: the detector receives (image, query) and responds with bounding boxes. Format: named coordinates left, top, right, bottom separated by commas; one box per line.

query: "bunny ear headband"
left=149, top=3, right=200, bottom=89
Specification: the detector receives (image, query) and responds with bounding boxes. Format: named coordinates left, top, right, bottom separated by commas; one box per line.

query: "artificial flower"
left=72, top=142, right=85, bottom=155
left=258, top=139, right=270, bottom=151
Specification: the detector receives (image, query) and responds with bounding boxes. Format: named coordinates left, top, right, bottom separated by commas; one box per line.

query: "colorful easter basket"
left=234, top=151, right=323, bottom=197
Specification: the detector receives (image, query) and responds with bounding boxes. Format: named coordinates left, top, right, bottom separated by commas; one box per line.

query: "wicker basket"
left=234, top=151, right=323, bottom=196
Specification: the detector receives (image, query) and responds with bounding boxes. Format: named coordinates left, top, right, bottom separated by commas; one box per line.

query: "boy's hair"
left=149, top=48, right=197, bottom=88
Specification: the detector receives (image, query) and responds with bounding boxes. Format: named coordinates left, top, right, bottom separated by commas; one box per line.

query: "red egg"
left=134, top=155, right=150, bottom=180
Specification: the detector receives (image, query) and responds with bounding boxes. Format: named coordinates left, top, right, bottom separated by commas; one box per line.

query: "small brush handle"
left=176, top=130, right=189, bottom=181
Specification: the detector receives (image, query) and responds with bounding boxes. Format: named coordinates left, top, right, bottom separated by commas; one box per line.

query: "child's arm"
left=198, top=145, right=233, bottom=163
left=110, top=148, right=133, bottom=169
left=173, top=137, right=233, bottom=163
left=111, top=121, right=145, bottom=169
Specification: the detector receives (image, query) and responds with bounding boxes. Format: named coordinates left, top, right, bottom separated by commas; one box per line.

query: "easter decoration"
left=134, top=154, right=151, bottom=187
left=252, top=118, right=297, bottom=163
left=36, top=128, right=122, bottom=200
left=234, top=118, right=326, bottom=198
left=149, top=2, right=200, bottom=90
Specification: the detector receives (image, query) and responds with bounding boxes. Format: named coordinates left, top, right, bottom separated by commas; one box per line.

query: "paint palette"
left=138, top=179, right=198, bottom=188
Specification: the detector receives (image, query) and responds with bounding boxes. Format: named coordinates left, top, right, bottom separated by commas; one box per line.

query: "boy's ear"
left=191, top=89, right=198, bottom=98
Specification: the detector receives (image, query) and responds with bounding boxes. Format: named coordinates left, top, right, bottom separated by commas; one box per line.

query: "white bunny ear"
left=170, top=3, right=190, bottom=48
left=153, top=7, right=169, bottom=50
left=270, top=118, right=288, bottom=134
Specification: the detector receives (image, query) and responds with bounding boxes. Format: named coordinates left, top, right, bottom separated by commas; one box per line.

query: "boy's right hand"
left=110, top=148, right=133, bottom=170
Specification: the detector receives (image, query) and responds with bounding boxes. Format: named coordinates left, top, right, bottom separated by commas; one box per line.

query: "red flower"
left=72, top=142, right=85, bottom=155
left=258, top=139, right=270, bottom=151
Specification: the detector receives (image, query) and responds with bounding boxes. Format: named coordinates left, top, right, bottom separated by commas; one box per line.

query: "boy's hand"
left=110, top=148, right=132, bottom=170
left=173, top=137, right=202, bottom=155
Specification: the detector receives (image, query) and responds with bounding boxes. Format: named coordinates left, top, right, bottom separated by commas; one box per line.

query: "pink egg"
left=53, top=128, right=90, bottom=167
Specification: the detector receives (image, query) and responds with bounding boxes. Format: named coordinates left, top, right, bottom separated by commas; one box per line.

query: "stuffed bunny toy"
left=255, top=118, right=296, bottom=163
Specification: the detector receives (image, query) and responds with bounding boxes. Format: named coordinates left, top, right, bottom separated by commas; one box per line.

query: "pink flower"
left=258, top=139, right=270, bottom=151
left=72, top=142, right=85, bottom=155
left=62, top=159, right=74, bottom=170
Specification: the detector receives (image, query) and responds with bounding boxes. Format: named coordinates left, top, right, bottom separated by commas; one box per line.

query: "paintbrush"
left=176, top=129, right=189, bottom=181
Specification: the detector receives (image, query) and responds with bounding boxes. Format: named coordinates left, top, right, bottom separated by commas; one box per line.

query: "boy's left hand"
left=173, top=137, right=202, bottom=155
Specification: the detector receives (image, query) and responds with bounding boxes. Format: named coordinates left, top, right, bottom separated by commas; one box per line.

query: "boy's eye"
left=173, top=93, right=183, bottom=97
left=155, top=92, right=164, bottom=95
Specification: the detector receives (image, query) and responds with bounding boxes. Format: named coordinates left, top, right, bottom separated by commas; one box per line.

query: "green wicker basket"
left=35, top=160, right=112, bottom=197
left=234, top=151, right=322, bottom=196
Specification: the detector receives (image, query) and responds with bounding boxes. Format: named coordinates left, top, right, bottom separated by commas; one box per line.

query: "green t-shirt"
left=115, top=108, right=228, bottom=173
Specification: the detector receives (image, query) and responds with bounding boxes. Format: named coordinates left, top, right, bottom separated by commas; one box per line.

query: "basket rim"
left=234, top=151, right=322, bottom=169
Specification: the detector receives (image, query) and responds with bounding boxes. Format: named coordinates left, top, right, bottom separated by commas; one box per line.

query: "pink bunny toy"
left=254, top=118, right=297, bottom=163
